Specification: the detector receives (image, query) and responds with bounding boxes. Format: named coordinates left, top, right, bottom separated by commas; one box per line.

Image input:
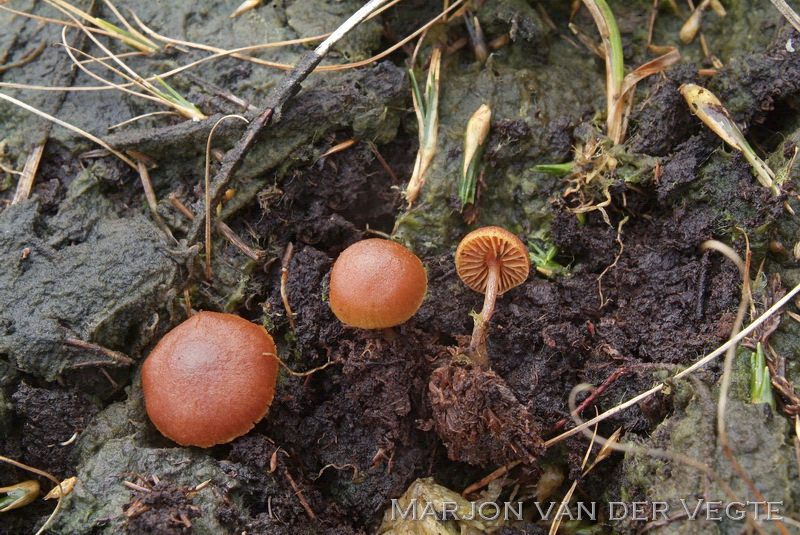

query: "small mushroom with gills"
left=455, top=226, right=530, bottom=368
left=329, top=239, right=427, bottom=333
left=142, top=311, right=279, bottom=448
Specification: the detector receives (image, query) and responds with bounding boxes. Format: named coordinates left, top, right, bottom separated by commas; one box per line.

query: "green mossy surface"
left=50, top=381, right=236, bottom=534
left=615, top=361, right=795, bottom=534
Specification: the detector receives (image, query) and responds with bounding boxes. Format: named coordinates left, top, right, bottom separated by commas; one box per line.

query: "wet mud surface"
left=1, top=1, right=800, bottom=534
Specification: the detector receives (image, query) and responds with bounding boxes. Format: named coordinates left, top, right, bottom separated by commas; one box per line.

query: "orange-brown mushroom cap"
left=142, top=311, right=278, bottom=448
left=455, top=226, right=530, bottom=294
left=329, top=239, right=427, bottom=329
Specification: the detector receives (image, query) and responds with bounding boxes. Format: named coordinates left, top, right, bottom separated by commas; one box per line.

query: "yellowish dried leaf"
left=43, top=477, right=77, bottom=500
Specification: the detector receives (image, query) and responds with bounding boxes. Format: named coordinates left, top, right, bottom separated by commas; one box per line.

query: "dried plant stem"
left=135, top=159, right=172, bottom=238
left=63, top=337, right=133, bottom=365
left=0, top=92, right=136, bottom=169
left=133, top=0, right=403, bottom=69
left=271, top=352, right=339, bottom=377
left=769, top=0, right=800, bottom=33
left=58, top=31, right=202, bottom=119
left=461, top=460, right=521, bottom=497
left=2, top=0, right=463, bottom=97
left=204, top=115, right=250, bottom=280
left=284, top=470, right=315, bottom=519
left=280, top=243, right=296, bottom=331
left=167, top=193, right=262, bottom=261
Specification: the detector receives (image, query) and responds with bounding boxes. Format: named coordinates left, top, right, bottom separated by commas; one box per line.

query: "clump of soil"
left=425, top=360, right=544, bottom=467
left=122, top=477, right=201, bottom=534
left=10, top=383, right=98, bottom=479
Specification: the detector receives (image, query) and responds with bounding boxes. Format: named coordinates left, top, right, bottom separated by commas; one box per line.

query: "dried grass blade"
left=0, top=91, right=136, bottom=169
left=11, top=143, right=45, bottom=205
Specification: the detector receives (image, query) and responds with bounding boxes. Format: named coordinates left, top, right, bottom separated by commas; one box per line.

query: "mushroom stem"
left=381, top=326, right=398, bottom=341
left=468, top=259, right=499, bottom=369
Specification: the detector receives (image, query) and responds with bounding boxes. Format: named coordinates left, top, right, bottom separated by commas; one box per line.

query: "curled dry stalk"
left=580, top=0, right=680, bottom=144
left=204, top=115, right=250, bottom=280
left=404, top=47, right=442, bottom=207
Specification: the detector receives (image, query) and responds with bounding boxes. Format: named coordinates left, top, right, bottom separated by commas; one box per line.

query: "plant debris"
left=425, top=361, right=544, bottom=467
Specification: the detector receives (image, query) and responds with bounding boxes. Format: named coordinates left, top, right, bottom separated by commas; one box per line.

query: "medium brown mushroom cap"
left=455, top=226, right=530, bottom=294
left=142, top=311, right=278, bottom=448
left=329, top=239, right=427, bottom=329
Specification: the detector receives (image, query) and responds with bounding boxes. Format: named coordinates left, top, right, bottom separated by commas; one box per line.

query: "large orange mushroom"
left=142, top=311, right=279, bottom=447
left=329, top=239, right=427, bottom=330
left=455, top=226, right=529, bottom=368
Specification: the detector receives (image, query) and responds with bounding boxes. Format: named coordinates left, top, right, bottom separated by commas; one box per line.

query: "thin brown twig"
left=313, top=463, right=359, bottom=481
left=167, top=193, right=195, bottom=220
left=270, top=352, right=340, bottom=377
left=367, top=141, right=399, bottom=182
left=284, top=470, right=316, bottom=520
left=0, top=41, right=46, bottom=74
left=63, top=337, right=133, bottom=365
left=186, top=0, right=464, bottom=246
left=281, top=243, right=296, bottom=330
left=549, top=366, right=628, bottom=433
left=97, top=366, right=119, bottom=389
left=167, top=193, right=263, bottom=260
left=597, top=215, right=628, bottom=307
left=216, top=222, right=263, bottom=261
left=70, top=360, right=132, bottom=368
left=135, top=159, right=173, bottom=239
left=183, top=289, right=193, bottom=318
left=461, top=460, right=520, bottom=497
